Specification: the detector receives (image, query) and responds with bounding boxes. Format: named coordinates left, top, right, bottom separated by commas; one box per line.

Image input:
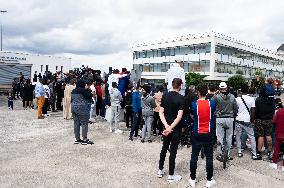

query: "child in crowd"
left=8, top=92, right=14, bottom=110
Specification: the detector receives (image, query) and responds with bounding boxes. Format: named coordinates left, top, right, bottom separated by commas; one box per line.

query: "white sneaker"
left=157, top=170, right=164, bottom=178
left=282, top=166, right=284, bottom=172
left=206, top=179, right=216, bottom=188
left=188, top=178, right=196, bottom=187
left=109, top=127, right=113, bottom=133
left=167, top=175, right=182, bottom=182
left=114, top=129, right=123, bottom=134
left=269, top=163, right=277, bottom=170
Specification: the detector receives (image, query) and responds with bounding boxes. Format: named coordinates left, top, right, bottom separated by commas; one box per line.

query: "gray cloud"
left=0, top=0, right=284, bottom=69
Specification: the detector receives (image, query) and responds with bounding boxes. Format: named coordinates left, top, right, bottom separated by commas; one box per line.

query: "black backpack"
left=125, top=91, right=132, bottom=106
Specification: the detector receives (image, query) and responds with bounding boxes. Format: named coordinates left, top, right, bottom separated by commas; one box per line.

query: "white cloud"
left=1, top=0, right=284, bottom=71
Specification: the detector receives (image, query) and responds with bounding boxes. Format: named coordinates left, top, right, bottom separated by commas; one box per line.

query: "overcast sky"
left=1, top=0, right=284, bottom=71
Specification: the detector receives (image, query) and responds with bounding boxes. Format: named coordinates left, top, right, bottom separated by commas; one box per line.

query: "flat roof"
left=132, top=32, right=284, bottom=61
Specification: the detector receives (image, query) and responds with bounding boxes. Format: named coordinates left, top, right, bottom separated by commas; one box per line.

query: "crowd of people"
left=7, top=62, right=284, bottom=188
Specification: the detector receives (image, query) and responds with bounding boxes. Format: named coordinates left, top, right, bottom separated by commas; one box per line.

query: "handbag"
left=105, top=107, right=112, bottom=123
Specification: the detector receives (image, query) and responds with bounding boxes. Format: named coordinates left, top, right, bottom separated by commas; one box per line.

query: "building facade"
left=132, top=32, right=284, bottom=84
left=0, top=51, right=71, bottom=78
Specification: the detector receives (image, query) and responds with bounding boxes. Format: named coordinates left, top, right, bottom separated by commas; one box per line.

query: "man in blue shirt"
left=129, top=85, right=142, bottom=141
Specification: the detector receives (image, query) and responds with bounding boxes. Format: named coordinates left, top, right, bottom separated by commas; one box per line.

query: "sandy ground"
left=0, top=96, right=284, bottom=188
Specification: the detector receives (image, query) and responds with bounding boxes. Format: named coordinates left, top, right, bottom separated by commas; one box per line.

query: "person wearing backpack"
left=141, top=84, right=156, bottom=143
left=235, top=84, right=261, bottom=160
left=255, top=86, right=275, bottom=160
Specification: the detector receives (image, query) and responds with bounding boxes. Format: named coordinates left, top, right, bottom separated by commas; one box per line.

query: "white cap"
left=219, top=82, right=227, bottom=89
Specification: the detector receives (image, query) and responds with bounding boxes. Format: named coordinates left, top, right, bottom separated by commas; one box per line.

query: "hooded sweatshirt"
left=110, top=87, right=123, bottom=107
left=255, top=97, right=275, bottom=120
left=141, top=94, right=156, bottom=116
left=255, top=87, right=275, bottom=120
left=71, top=79, right=93, bottom=115
left=213, top=93, right=238, bottom=118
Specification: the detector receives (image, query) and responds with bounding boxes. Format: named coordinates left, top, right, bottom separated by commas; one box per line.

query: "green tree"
left=228, top=75, right=246, bottom=90
left=236, top=69, right=244, bottom=75
left=255, top=68, right=263, bottom=76
left=185, top=72, right=206, bottom=86
left=251, top=76, right=265, bottom=91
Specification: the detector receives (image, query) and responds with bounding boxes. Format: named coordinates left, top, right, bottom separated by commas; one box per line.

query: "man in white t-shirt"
left=235, top=84, right=260, bottom=160
left=166, top=60, right=185, bottom=96
left=107, top=69, right=128, bottom=92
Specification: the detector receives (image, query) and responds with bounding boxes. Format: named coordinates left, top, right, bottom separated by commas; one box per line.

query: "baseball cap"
left=219, top=82, right=227, bottom=89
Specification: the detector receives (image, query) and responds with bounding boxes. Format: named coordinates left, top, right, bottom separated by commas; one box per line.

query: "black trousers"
left=8, top=101, right=13, bottom=109
left=125, top=105, right=133, bottom=128
left=42, top=98, right=49, bottom=114
left=159, top=132, right=180, bottom=175
left=152, top=112, right=163, bottom=135
left=56, top=95, right=63, bottom=110
left=190, top=140, right=213, bottom=181
left=138, top=110, right=142, bottom=130
left=96, top=97, right=103, bottom=116
left=130, top=111, right=140, bottom=138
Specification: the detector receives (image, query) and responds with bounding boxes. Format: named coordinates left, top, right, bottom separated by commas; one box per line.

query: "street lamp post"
left=0, top=10, right=7, bottom=51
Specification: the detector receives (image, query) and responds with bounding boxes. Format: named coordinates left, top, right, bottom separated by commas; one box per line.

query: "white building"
left=0, top=51, right=71, bottom=78
left=132, top=32, right=284, bottom=84
left=277, top=44, right=284, bottom=57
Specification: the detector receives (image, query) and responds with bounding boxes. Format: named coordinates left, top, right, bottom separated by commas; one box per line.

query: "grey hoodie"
left=142, top=94, right=156, bottom=116
left=110, top=88, right=123, bottom=107
left=213, top=93, right=238, bottom=118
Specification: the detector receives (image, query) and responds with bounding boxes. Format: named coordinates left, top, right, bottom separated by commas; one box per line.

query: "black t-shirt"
left=161, top=91, right=185, bottom=133
left=255, top=97, right=275, bottom=120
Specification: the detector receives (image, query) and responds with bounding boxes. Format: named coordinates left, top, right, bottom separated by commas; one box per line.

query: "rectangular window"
left=46, top=65, right=49, bottom=71
left=166, top=48, right=170, bottom=56
left=154, top=63, right=161, bottom=72
left=184, top=63, right=189, bottom=72
left=170, top=48, right=175, bottom=56
left=142, top=51, right=147, bottom=58
left=61, top=66, right=63, bottom=72
left=41, top=65, right=43, bottom=72
left=56, top=66, right=58, bottom=70
left=161, top=49, right=166, bottom=57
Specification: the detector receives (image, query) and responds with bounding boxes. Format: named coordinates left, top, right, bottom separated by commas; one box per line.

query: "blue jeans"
left=241, top=128, right=248, bottom=148
left=87, top=102, right=92, bottom=119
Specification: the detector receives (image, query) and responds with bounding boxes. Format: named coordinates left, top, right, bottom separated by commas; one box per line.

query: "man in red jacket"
left=270, top=105, right=284, bottom=172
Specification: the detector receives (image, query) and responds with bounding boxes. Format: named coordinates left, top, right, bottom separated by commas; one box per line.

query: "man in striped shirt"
left=188, top=83, right=216, bottom=188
